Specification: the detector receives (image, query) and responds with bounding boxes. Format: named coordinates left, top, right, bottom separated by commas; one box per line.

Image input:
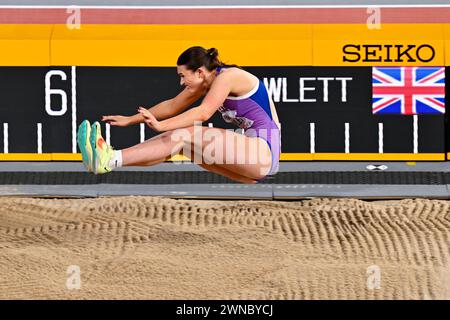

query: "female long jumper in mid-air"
left=77, top=46, right=281, bottom=184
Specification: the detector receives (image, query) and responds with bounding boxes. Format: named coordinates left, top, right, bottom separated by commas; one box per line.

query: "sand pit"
left=0, top=196, right=449, bottom=300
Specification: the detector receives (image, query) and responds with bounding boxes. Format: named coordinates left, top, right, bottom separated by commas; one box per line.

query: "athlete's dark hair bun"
left=206, top=47, right=218, bottom=59
left=177, top=46, right=240, bottom=71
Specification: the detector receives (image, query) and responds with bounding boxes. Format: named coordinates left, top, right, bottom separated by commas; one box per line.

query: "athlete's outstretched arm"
left=103, top=87, right=203, bottom=126
left=142, top=72, right=233, bottom=131
left=102, top=99, right=172, bottom=126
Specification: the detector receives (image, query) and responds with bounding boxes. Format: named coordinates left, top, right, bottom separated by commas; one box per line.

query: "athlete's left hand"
left=138, top=107, right=166, bottom=132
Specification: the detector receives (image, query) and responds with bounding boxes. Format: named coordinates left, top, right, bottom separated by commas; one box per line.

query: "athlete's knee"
left=169, top=127, right=195, bottom=144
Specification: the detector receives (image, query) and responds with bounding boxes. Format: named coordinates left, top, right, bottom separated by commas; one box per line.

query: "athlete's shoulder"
left=218, top=66, right=248, bottom=74
left=217, top=67, right=253, bottom=81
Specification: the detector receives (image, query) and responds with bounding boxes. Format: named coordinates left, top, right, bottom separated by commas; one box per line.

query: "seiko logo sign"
left=343, top=44, right=435, bottom=63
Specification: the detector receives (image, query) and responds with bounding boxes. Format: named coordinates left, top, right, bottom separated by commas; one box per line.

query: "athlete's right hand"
left=101, top=115, right=131, bottom=127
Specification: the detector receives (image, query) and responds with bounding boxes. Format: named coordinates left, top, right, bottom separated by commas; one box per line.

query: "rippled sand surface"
left=0, top=196, right=449, bottom=299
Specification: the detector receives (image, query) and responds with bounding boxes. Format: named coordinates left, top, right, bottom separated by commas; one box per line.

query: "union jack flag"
left=372, top=67, right=445, bottom=115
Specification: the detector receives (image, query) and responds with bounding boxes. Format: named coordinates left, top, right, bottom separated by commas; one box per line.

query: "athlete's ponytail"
left=177, top=46, right=241, bottom=71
